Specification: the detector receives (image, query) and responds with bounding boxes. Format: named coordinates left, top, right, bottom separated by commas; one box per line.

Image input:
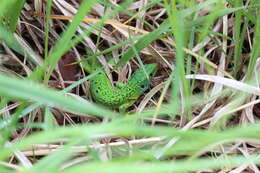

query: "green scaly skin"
left=88, top=63, right=157, bottom=112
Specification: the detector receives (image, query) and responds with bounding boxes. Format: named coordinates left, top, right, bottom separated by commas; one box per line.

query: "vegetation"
left=0, top=0, right=260, bottom=172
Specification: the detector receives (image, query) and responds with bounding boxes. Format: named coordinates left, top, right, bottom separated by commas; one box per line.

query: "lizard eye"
left=140, top=84, right=148, bottom=92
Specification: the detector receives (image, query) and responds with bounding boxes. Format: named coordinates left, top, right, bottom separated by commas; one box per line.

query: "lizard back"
left=89, top=64, right=157, bottom=111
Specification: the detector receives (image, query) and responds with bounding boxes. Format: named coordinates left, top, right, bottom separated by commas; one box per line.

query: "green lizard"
left=84, top=58, right=157, bottom=112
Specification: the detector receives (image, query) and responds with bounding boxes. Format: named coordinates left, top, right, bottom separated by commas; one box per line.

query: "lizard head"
left=143, top=63, right=158, bottom=77
left=129, top=63, right=158, bottom=93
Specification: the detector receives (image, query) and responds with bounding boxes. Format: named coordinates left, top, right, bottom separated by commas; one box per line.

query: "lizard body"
left=89, top=63, right=157, bottom=112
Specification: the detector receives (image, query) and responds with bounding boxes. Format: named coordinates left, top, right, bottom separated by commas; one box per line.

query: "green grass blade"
left=0, top=0, right=25, bottom=32
left=28, top=0, right=98, bottom=82
left=114, top=19, right=170, bottom=69
left=0, top=73, right=116, bottom=118
left=245, top=5, right=260, bottom=79
left=0, top=23, right=42, bottom=66
left=233, top=0, right=243, bottom=74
